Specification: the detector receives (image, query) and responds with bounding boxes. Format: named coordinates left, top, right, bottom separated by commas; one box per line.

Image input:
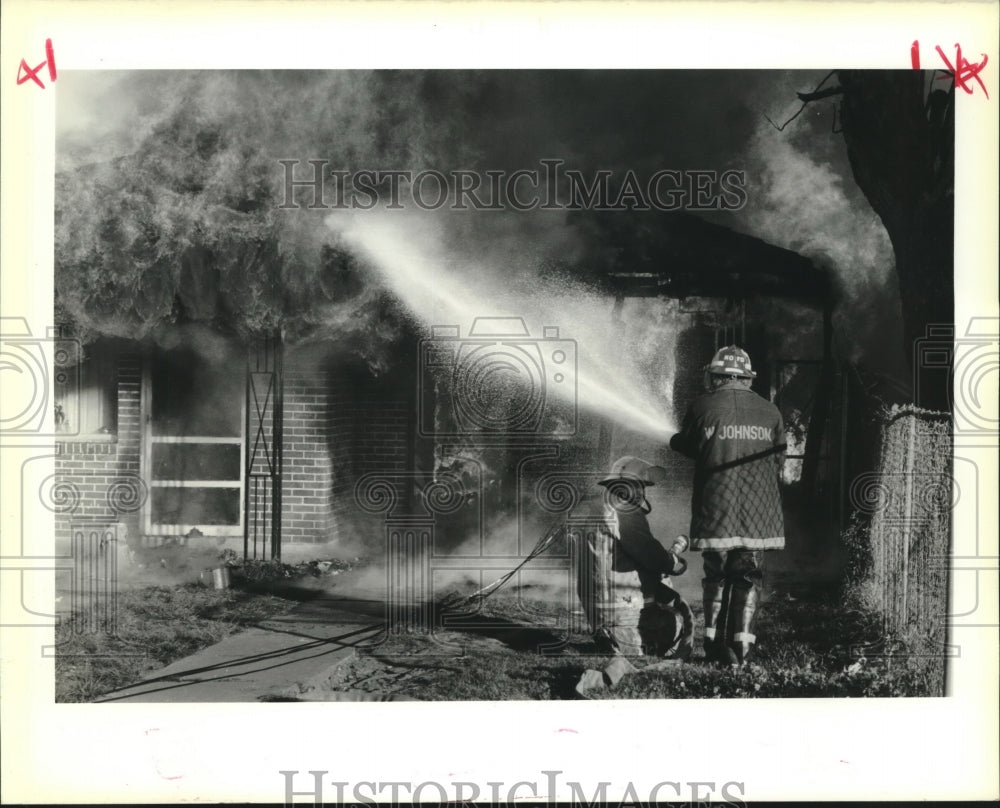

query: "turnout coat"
left=670, top=381, right=786, bottom=551
left=570, top=495, right=691, bottom=657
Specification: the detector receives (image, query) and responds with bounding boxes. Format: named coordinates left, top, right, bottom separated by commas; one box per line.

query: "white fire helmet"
left=597, top=456, right=667, bottom=487
left=704, top=345, right=757, bottom=379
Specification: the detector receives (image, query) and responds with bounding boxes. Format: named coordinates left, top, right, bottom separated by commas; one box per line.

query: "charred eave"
left=577, top=210, right=831, bottom=305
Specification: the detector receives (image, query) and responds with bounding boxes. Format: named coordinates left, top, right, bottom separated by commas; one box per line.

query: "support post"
left=801, top=301, right=835, bottom=492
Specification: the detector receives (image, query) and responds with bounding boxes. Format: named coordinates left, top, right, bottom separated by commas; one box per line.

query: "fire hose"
left=439, top=523, right=688, bottom=613
left=438, top=520, right=567, bottom=613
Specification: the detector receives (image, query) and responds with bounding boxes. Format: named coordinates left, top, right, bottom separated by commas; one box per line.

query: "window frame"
left=140, top=354, right=247, bottom=538
left=54, top=345, right=118, bottom=442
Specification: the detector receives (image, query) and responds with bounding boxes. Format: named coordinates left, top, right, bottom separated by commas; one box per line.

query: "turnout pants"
left=701, top=549, right=762, bottom=665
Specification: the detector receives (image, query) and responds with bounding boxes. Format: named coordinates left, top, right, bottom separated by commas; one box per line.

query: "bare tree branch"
left=797, top=86, right=845, bottom=103
left=765, top=70, right=840, bottom=131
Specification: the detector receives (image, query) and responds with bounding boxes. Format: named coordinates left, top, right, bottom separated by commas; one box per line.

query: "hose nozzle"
left=669, top=535, right=689, bottom=555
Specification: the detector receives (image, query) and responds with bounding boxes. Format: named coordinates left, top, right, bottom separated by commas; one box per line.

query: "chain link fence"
left=847, top=405, right=952, bottom=692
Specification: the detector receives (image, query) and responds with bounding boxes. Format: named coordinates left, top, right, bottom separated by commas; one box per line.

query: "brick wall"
left=280, top=353, right=419, bottom=546
left=279, top=364, right=336, bottom=544
left=53, top=343, right=422, bottom=554
left=328, top=372, right=415, bottom=544
left=54, top=351, right=142, bottom=552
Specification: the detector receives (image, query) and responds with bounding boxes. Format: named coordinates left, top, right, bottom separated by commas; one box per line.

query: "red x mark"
left=16, top=39, right=56, bottom=89
left=935, top=43, right=989, bottom=99
left=911, top=40, right=990, bottom=99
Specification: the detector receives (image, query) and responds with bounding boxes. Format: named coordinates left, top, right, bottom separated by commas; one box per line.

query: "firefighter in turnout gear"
left=574, top=457, right=693, bottom=659
left=668, top=346, right=786, bottom=665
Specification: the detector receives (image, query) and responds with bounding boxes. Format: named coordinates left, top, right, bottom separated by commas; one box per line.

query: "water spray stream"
left=326, top=211, right=675, bottom=438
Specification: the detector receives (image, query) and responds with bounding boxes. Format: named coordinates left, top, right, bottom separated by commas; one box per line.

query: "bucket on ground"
left=202, top=567, right=231, bottom=589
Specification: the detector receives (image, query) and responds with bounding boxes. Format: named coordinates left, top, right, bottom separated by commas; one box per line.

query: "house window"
left=54, top=347, right=117, bottom=437
left=143, top=344, right=245, bottom=537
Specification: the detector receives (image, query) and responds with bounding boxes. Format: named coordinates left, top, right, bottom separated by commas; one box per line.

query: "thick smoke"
left=54, top=71, right=913, bottom=581
left=57, top=70, right=905, bottom=377
left=55, top=71, right=485, bottom=367
left=735, top=73, right=904, bottom=377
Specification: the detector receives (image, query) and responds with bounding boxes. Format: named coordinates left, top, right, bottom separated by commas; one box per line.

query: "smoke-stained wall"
left=280, top=332, right=427, bottom=550
left=324, top=358, right=419, bottom=547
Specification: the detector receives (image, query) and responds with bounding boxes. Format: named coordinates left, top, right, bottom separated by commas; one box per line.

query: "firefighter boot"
left=726, top=585, right=759, bottom=666
left=702, top=580, right=727, bottom=663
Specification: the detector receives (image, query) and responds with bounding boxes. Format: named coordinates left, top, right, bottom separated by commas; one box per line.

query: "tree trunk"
left=837, top=70, right=955, bottom=412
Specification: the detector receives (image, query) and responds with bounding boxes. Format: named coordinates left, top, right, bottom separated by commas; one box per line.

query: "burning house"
left=51, top=70, right=919, bottom=593
left=52, top=205, right=849, bottom=590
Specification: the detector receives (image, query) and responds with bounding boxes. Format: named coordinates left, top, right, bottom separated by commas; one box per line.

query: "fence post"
left=899, top=413, right=916, bottom=631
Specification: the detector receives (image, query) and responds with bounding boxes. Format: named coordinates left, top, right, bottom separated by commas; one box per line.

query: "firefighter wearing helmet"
left=574, top=456, right=693, bottom=659
left=668, top=346, right=786, bottom=665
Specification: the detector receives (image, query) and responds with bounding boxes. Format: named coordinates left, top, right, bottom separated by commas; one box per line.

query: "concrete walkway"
left=94, top=542, right=839, bottom=704
left=97, top=594, right=386, bottom=703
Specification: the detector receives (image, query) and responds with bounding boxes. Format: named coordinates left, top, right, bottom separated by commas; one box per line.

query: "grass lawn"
left=56, top=573, right=944, bottom=702
left=291, top=587, right=943, bottom=701
left=55, top=584, right=299, bottom=702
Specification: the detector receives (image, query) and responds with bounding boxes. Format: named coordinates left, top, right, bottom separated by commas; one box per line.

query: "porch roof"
left=576, top=211, right=831, bottom=303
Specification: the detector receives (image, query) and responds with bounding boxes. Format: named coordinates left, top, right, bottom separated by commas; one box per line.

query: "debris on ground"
left=225, top=556, right=367, bottom=585
left=575, top=655, right=639, bottom=697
